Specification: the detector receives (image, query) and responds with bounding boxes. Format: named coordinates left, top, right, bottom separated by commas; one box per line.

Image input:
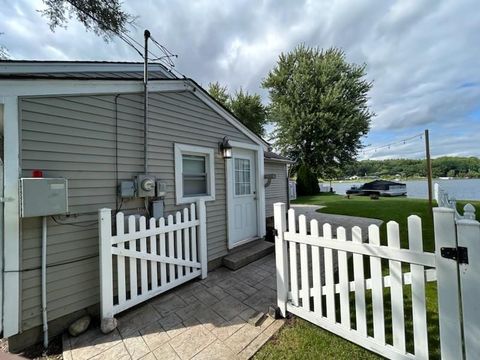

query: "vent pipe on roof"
left=144, top=29, right=151, bottom=174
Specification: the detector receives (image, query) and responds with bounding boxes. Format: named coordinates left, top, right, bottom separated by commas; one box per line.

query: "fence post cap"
left=463, top=203, right=476, bottom=219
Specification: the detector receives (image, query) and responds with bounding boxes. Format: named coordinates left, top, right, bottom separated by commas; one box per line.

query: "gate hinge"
left=272, top=229, right=278, bottom=236
left=440, top=246, right=468, bottom=264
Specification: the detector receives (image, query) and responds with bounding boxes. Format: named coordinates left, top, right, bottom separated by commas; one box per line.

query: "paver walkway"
left=63, top=254, right=283, bottom=360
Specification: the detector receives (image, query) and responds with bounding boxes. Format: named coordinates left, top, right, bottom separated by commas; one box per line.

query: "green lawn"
left=255, top=194, right=480, bottom=360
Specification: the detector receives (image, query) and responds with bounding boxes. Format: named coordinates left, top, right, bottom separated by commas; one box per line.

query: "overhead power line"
left=361, top=133, right=424, bottom=155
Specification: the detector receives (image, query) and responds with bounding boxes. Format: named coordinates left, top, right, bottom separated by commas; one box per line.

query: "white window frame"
left=174, top=143, right=216, bottom=204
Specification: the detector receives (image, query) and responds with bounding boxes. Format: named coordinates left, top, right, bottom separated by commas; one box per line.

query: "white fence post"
left=433, top=207, right=463, bottom=359
left=197, top=199, right=208, bottom=279
left=274, top=202, right=288, bottom=317
left=456, top=204, right=480, bottom=360
left=99, top=208, right=116, bottom=332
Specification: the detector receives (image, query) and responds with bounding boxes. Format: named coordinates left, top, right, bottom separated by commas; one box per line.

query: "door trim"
left=226, top=141, right=265, bottom=250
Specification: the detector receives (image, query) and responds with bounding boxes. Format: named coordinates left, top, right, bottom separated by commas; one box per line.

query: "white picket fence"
left=274, top=201, right=480, bottom=359
left=99, top=200, right=207, bottom=329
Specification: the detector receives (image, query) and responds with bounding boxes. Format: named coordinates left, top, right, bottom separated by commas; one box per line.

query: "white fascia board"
left=3, top=96, right=20, bottom=336
left=0, top=79, right=190, bottom=97
left=186, top=82, right=269, bottom=150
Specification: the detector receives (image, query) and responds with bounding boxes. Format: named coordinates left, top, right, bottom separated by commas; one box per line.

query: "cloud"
left=1, top=0, right=479, bottom=159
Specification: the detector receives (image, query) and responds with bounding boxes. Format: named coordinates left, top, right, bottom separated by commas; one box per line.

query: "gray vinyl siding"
left=264, top=161, right=288, bottom=217
left=19, top=91, right=256, bottom=331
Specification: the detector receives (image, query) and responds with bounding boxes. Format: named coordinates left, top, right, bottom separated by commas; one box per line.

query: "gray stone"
left=101, top=317, right=118, bottom=334
left=247, top=311, right=265, bottom=327
left=68, top=315, right=91, bottom=337
left=268, top=305, right=281, bottom=319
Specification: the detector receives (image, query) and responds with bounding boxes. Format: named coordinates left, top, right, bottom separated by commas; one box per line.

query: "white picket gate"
left=274, top=201, right=480, bottom=359
left=99, top=200, right=207, bottom=329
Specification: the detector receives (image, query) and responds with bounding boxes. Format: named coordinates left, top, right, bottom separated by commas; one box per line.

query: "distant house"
left=0, top=60, right=291, bottom=349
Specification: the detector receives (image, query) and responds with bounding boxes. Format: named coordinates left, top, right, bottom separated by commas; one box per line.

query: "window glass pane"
left=183, top=155, right=205, bottom=175
left=234, top=158, right=251, bottom=196
left=183, top=177, right=207, bottom=196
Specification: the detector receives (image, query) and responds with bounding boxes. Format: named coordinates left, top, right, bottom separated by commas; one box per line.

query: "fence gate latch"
left=440, top=246, right=468, bottom=264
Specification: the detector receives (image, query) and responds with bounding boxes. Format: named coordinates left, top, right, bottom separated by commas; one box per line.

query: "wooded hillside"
left=343, top=157, right=480, bottom=178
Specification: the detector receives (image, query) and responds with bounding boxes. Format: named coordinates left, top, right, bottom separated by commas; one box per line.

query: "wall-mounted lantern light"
left=219, top=136, right=232, bottom=159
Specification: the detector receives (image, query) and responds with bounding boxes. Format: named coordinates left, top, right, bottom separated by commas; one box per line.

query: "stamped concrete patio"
left=63, top=253, right=283, bottom=360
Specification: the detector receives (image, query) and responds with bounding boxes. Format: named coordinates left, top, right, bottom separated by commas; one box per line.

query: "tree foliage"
left=207, top=82, right=267, bottom=137
left=207, top=82, right=229, bottom=107
left=263, top=45, right=373, bottom=182
left=296, top=164, right=320, bottom=196
left=343, top=157, right=480, bottom=179
left=40, top=0, right=135, bottom=41
left=0, top=32, right=9, bottom=59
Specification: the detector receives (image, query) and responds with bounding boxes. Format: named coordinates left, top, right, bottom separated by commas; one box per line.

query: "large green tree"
left=263, top=45, right=373, bottom=187
left=207, top=82, right=267, bottom=137
left=40, top=0, right=135, bottom=41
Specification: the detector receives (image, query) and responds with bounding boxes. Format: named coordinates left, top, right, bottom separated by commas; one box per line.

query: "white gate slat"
left=183, top=208, right=191, bottom=274
left=369, top=224, right=385, bottom=344
left=159, top=217, right=167, bottom=286
left=139, top=216, right=148, bottom=295
left=337, top=226, right=350, bottom=329
left=128, top=215, right=137, bottom=298
left=387, top=221, right=406, bottom=353
left=149, top=217, right=158, bottom=290
left=175, top=211, right=184, bottom=278
left=352, top=226, right=367, bottom=336
left=116, top=212, right=126, bottom=305
left=323, top=224, right=335, bottom=323
left=299, top=215, right=310, bottom=310
left=190, top=204, right=198, bottom=275
left=167, top=214, right=175, bottom=282
left=284, top=232, right=435, bottom=267
left=288, top=208, right=299, bottom=306
left=408, top=215, right=428, bottom=359
left=456, top=210, right=480, bottom=360
left=310, top=220, right=322, bottom=315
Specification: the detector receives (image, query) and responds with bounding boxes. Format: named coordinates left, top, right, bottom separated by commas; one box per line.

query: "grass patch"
left=255, top=195, right=480, bottom=359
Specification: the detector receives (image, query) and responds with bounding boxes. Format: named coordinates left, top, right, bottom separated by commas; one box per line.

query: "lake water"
left=329, top=179, right=480, bottom=201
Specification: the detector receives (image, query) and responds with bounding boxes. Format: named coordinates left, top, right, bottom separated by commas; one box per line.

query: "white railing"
left=434, top=183, right=476, bottom=220
left=99, top=200, right=207, bottom=331
left=274, top=201, right=480, bottom=359
left=289, top=181, right=297, bottom=200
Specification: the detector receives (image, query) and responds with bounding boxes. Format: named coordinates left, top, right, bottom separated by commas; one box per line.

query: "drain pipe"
left=143, top=29, right=150, bottom=174
left=41, top=216, right=48, bottom=349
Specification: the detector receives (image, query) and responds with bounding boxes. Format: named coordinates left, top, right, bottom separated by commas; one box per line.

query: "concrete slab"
left=291, top=204, right=383, bottom=240
left=223, top=240, right=274, bottom=271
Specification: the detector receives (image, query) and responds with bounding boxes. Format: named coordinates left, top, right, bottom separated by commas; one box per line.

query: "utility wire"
left=361, top=133, right=423, bottom=154
left=3, top=255, right=99, bottom=273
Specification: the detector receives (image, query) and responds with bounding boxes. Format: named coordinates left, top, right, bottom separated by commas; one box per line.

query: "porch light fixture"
left=219, top=136, right=232, bottom=159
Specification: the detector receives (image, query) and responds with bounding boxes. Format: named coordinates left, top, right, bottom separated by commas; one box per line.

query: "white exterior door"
left=230, top=148, right=258, bottom=246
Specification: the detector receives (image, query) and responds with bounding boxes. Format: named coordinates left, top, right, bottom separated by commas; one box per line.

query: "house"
left=0, top=60, right=291, bottom=350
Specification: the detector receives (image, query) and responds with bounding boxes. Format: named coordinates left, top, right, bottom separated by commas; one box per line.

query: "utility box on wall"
left=20, top=178, right=68, bottom=217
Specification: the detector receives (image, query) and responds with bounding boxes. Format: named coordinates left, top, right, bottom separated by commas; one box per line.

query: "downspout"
left=143, top=30, right=150, bottom=175
left=41, top=216, right=48, bottom=348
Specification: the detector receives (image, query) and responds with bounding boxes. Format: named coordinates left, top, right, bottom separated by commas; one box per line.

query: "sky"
left=1, top=0, right=479, bottom=160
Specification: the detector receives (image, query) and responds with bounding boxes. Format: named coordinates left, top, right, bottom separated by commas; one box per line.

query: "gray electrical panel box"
left=20, top=178, right=68, bottom=218
left=119, top=180, right=135, bottom=198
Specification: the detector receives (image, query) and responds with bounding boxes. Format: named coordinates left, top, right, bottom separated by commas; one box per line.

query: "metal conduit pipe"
left=42, top=216, right=48, bottom=349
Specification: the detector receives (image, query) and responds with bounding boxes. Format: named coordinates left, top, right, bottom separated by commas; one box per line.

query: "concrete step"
left=223, top=239, right=274, bottom=271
